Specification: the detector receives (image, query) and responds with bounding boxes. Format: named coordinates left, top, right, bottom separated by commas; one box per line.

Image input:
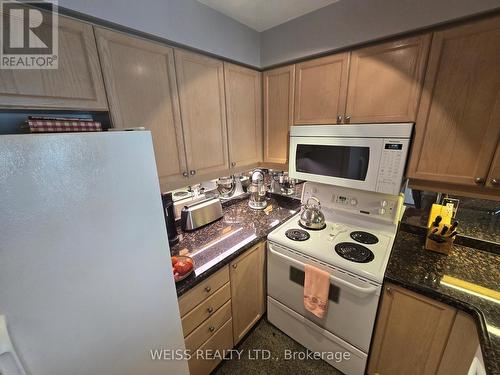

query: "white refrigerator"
left=0, top=132, right=189, bottom=375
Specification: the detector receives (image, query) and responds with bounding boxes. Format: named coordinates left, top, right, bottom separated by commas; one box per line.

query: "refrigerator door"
left=0, top=132, right=189, bottom=375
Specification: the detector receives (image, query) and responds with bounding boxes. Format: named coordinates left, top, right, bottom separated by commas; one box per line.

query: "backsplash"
left=402, top=189, right=499, bottom=244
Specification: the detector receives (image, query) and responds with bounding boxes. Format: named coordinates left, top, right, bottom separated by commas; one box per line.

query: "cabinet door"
left=368, top=283, right=456, bottom=375
left=437, top=312, right=479, bottom=375
left=346, top=35, right=430, bottom=123
left=230, top=242, right=265, bottom=345
left=263, top=65, right=294, bottom=165
left=408, top=17, right=500, bottom=187
left=224, top=63, right=262, bottom=170
left=486, top=142, right=500, bottom=189
left=175, top=50, right=229, bottom=179
left=95, top=28, right=187, bottom=190
left=0, top=13, right=107, bottom=110
left=294, top=53, right=349, bottom=125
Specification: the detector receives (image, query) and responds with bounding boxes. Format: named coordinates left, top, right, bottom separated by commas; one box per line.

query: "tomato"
left=174, top=260, right=193, bottom=275
left=171, top=256, right=178, bottom=267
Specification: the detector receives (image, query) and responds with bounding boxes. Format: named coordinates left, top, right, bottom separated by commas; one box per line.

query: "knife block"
left=425, top=226, right=454, bottom=255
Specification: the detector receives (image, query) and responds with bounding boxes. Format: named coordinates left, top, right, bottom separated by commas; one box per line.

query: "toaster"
left=180, top=197, right=223, bottom=231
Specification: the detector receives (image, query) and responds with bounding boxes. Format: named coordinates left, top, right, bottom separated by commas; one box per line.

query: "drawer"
left=185, top=300, right=232, bottom=352
left=181, top=282, right=231, bottom=337
left=188, top=318, right=233, bottom=375
left=178, top=266, right=230, bottom=317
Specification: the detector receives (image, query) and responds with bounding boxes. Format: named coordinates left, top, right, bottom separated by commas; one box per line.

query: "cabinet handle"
left=182, top=171, right=189, bottom=178
left=386, top=287, right=392, bottom=294
left=204, top=286, right=211, bottom=293
left=209, top=326, right=215, bottom=333
left=344, top=115, right=351, bottom=123
left=207, top=306, right=214, bottom=314
left=232, top=263, right=238, bottom=269
left=336, top=115, right=343, bottom=124
left=231, top=162, right=236, bottom=167
left=491, top=178, right=499, bottom=186
left=474, top=177, right=485, bottom=184
left=190, top=170, right=196, bottom=176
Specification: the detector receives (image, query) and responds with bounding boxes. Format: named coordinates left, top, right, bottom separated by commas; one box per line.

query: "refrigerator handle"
left=0, top=315, right=27, bottom=375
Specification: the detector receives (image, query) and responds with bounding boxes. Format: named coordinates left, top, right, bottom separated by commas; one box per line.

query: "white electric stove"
left=267, top=182, right=404, bottom=375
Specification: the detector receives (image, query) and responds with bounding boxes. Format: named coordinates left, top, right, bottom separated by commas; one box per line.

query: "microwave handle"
left=268, top=244, right=378, bottom=295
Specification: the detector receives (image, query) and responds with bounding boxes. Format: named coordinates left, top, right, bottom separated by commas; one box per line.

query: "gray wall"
left=58, top=0, right=261, bottom=67
left=260, top=0, right=500, bottom=68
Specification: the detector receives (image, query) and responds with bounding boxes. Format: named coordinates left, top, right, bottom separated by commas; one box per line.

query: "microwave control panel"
left=375, top=139, right=410, bottom=195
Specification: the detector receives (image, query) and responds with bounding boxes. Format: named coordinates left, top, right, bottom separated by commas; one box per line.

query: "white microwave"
left=289, top=123, right=413, bottom=195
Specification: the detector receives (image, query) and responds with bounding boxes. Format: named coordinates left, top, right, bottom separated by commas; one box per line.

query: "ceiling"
left=197, top=0, right=339, bottom=32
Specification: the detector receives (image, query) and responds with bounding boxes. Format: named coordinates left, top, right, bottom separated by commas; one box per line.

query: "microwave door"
left=289, top=137, right=384, bottom=191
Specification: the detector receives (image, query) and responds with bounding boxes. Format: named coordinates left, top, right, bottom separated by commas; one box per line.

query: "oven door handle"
left=269, top=245, right=379, bottom=295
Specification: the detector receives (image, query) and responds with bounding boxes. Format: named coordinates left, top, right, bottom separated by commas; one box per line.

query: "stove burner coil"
left=350, top=231, right=379, bottom=245
left=334, top=242, right=374, bottom=263
left=285, top=228, right=310, bottom=241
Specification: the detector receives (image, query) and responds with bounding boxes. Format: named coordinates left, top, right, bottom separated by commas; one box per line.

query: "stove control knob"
left=378, top=207, right=386, bottom=215
left=380, top=200, right=388, bottom=207
left=350, top=198, right=358, bottom=206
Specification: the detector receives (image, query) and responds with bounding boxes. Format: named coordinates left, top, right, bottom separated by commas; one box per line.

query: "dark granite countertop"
left=387, top=228, right=500, bottom=375
left=171, top=195, right=301, bottom=297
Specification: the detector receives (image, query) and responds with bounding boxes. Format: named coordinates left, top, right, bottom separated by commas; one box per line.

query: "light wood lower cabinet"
left=368, top=283, right=480, bottom=375
left=408, top=16, right=500, bottom=197
left=263, top=65, right=295, bottom=165
left=95, top=28, right=188, bottom=190
left=178, top=241, right=266, bottom=375
left=230, top=241, right=266, bottom=344
left=224, top=63, right=262, bottom=171
left=175, top=49, right=229, bottom=180
left=0, top=11, right=107, bottom=110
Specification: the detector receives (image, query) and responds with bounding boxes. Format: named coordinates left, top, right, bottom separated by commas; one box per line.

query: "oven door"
left=289, top=136, right=383, bottom=191
left=267, top=241, right=381, bottom=352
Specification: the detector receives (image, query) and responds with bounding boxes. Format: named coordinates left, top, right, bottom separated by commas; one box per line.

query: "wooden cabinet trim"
left=368, top=283, right=456, bottom=375
left=408, top=16, right=500, bottom=187
left=184, top=299, right=232, bottom=353
left=263, top=65, right=295, bottom=164
left=94, top=27, right=188, bottom=190
left=294, top=53, right=349, bottom=124
left=0, top=13, right=107, bottom=110
left=174, top=49, right=229, bottom=178
left=224, top=62, right=263, bottom=169
left=346, top=34, right=431, bottom=123
left=181, top=282, right=231, bottom=337
left=178, top=266, right=230, bottom=317
left=230, top=241, right=266, bottom=344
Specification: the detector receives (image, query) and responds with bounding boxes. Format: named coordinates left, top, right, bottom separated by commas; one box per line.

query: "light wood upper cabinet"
left=230, top=242, right=266, bottom=345
left=175, top=50, right=229, bottom=179
left=368, top=283, right=456, bottom=375
left=0, top=14, right=107, bottom=110
left=294, top=53, right=349, bottom=124
left=263, top=65, right=295, bottom=165
left=486, top=142, right=500, bottom=189
left=95, top=28, right=188, bottom=190
left=346, top=35, right=430, bottom=123
left=224, top=63, right=262, bottom=170
left=408, top=16, right=500, bottom=188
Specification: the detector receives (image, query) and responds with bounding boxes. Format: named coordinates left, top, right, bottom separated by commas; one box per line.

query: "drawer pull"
left=205, top=286, right=211, bottom=293
left=208, top=326, right=215, bottom=333
left=207, top=306, right=214, bottom=314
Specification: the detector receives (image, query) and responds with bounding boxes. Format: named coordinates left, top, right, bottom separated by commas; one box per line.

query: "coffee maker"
left=162, top=192, right=179, bottom=246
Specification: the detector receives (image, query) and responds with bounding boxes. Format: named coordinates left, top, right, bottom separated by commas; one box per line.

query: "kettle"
left=299, top=197, right=326, bottom=230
